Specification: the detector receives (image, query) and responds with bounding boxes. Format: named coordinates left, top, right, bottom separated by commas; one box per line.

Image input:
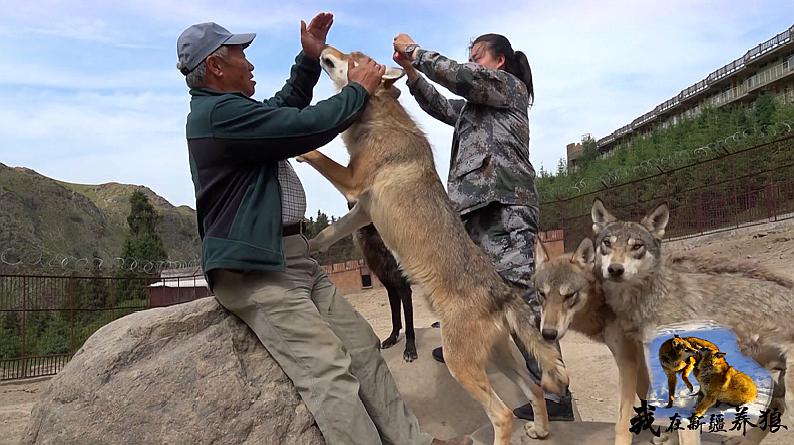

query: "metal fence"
left=539, top=134, right=794, bottom=251
left=0, top=273, right=203, bottom=381
left=2, top=135, right=792, bottom=381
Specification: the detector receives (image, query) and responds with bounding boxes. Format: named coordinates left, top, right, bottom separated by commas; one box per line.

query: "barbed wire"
left=563, top=120, right=794, bottom=195
left=0, top=246, right=200, bottom=275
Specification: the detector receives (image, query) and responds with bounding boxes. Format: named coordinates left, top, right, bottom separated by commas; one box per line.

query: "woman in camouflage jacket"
left=393, top=33, right=574, bottom=421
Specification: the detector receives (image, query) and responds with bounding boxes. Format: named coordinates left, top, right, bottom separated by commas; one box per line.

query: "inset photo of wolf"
left=645, top=321, right=774, bottom=425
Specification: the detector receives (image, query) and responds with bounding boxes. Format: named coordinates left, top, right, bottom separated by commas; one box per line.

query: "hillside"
left=0, top=163, right=200, bottom=262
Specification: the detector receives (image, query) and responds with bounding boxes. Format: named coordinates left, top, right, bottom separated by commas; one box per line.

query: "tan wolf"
left=658, top=335, right=719, bottom=408
left=692, top=348, right=758, bottom=417
left=297, top=45, right=568, bottom=445
left=590, top=198, right=794, bottom=445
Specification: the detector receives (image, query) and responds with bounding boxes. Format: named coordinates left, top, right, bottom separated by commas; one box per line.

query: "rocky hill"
left=0, top=163, right=200, bottom=262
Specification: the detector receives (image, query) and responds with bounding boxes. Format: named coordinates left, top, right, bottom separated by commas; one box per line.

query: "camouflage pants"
left=462, top=202, right=570, bottom=401
left=462, top=202, right=540, bottom=308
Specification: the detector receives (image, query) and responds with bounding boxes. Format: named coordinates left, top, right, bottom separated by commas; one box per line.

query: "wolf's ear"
left=534, top=239, right=550, bottom=267
left=591, top=198, right=616, bottom=234
left=381, top=67, right=405, bottom=88
left=571, top=238, right=594, bottom=267
left=674, top=334, right=680, bottom=339
left=640, top=202, right=670, bottom=240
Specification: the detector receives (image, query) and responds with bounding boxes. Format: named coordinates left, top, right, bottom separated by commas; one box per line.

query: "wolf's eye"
left=632, top=243, right=644, bottom=251
left=602, top=239, right=611, bottom=248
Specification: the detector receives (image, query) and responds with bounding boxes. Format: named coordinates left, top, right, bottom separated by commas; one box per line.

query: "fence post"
left=68, top=275, right=76, bottom=354
left=696, top=192, right=704, bottom=236
left=21, top=276, right=27, bottom=375
left=558, top=201, right=566, bottom=251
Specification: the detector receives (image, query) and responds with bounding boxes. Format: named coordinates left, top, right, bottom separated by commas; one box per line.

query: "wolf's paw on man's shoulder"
left=295, top=150, right=321, bottom=163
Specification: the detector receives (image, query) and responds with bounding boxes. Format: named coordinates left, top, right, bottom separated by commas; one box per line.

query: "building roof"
left=149, top=274, right=208, bottom=288
left=159, top=265, right=203, bottom=279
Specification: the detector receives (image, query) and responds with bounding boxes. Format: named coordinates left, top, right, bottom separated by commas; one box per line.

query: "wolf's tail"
left=505, top=297, right=569, bottom=395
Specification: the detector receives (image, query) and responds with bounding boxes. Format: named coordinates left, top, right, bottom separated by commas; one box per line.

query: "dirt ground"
left=2, top=218, right=794, bottom=445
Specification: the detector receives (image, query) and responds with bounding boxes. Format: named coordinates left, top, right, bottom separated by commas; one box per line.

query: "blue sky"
left=1, top=1, right=792, bottom=218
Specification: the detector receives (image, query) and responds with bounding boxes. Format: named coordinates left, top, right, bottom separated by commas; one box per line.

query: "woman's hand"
left=392, top=51, right=412, bottom=70
left=393, top=33, right=417, bottom=58
left=393, top=51, right=419, bottom=84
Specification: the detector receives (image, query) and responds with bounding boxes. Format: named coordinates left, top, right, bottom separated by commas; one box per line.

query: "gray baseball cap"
left=176, top=22, right=256, bottom=75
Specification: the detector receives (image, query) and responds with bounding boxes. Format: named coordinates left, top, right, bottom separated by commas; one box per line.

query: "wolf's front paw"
left=540, top=359, right=569, bottom=396
left=295, top=150, right=321, bottom=163
left=524, top=421, right=549, bottom=439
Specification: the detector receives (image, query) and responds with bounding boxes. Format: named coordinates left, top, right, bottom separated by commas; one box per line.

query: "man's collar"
left=189, top=87, right=250, bottom=99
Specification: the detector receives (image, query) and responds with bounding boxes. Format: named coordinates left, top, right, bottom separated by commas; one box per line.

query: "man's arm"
left=261, top=52, right=321, bottom=109
left=207, top=83, right=369, bottom=162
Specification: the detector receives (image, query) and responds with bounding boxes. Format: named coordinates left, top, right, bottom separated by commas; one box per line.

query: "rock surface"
left=22, top=297, right=323, bottom=445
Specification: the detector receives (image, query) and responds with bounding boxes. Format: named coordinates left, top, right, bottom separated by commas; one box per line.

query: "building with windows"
left=567, top=24, right=794, bottom=165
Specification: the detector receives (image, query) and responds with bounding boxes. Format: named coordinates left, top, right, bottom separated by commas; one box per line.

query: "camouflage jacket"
left=407, top=48, right=538, bottom=215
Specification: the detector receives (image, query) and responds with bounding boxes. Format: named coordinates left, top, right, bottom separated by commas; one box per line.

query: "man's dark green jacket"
left=185, top=52, right=368, bottom=277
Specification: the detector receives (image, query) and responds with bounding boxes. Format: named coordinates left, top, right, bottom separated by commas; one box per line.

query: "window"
left=361, top=274, right=372, bottom=289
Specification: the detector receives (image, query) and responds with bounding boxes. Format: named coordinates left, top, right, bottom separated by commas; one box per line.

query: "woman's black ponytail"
left=471, top=34, right=534, bottom=105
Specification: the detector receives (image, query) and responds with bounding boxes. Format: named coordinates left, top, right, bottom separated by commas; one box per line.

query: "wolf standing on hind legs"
left=590, top=198, right=794, bottom=445
left=392, top=31, right=576, bottom=422
left=300, top=44, right=568, bottom=445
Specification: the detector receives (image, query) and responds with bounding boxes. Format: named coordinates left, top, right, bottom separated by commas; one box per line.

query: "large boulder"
left=22, top=297, right=324, bottom=445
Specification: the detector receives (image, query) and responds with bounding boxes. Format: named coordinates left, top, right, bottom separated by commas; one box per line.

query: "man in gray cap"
left=177, top=12, right=470, bottom=445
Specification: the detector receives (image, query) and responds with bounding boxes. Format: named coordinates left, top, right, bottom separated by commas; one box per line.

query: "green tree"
left=0, top=313, right=21, bottom=359
left=753, top=93, right=777, bottom=127
left=121, top=190, right=167, bottom=263
left=556, top=157, right=567, bottom=176
left=577, top=136, right=599, bottom=167
left=305, top=210, right=330, bottom=239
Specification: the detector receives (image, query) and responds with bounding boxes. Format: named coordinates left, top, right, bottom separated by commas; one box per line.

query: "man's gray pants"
left=212, top=234, right=433, bottom=445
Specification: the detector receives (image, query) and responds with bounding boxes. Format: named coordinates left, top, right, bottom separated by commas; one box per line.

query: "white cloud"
left=0, top=88, right=195, bottom=207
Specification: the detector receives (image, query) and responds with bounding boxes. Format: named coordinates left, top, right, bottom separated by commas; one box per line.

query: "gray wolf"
left=591, top=198, right=794, bottom=445
left=533, top=238, right=649, bottom=445
left=298, top=45, right=568, bottom=445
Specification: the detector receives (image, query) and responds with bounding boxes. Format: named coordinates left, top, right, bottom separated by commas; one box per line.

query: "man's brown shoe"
left=431, top=435, right=473, bottom=445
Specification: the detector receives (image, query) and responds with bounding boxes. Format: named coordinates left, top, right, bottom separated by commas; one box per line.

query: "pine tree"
left=121, top=190, right=167, bottom=263
left=556, top=157, right=567, bottom=176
